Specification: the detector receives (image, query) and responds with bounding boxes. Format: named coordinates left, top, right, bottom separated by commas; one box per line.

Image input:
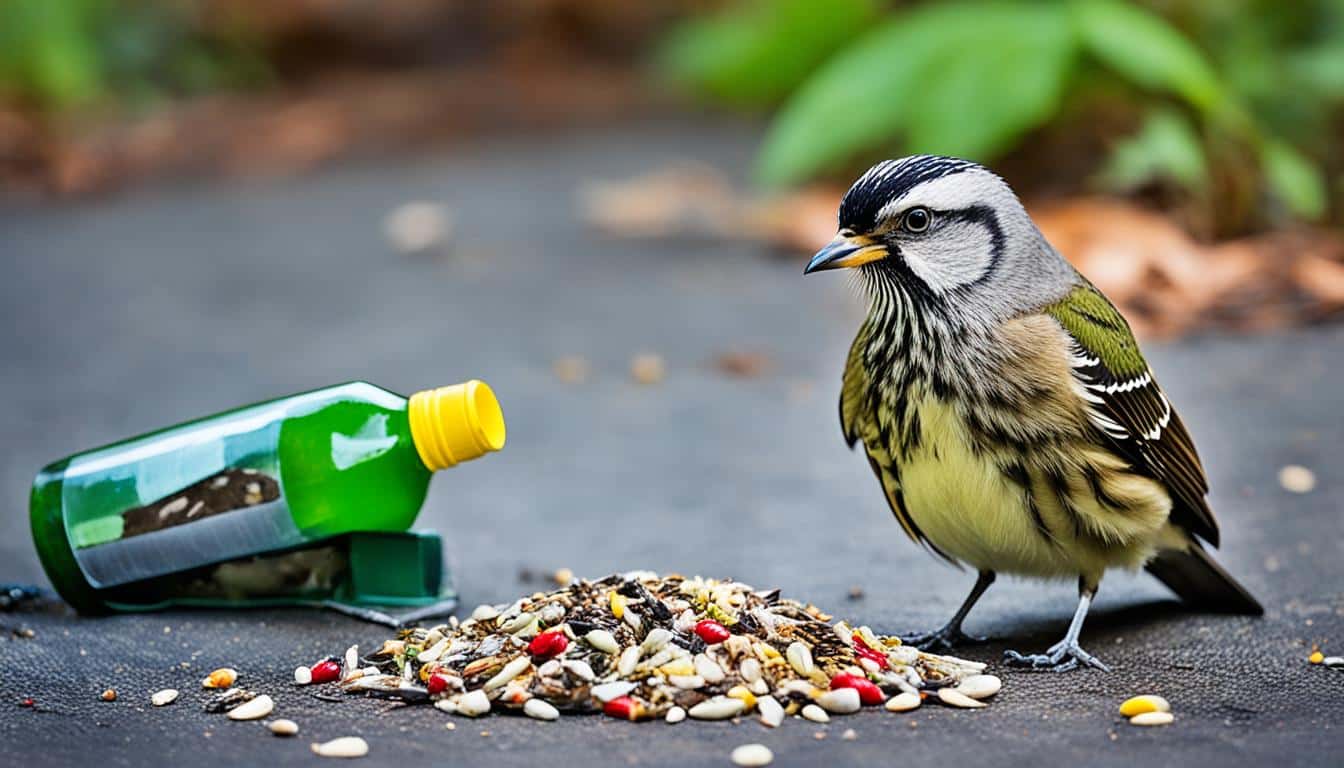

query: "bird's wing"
left=1044, top=283, right=1220, bottom=546
left=839, top=325, right=959, bottom=564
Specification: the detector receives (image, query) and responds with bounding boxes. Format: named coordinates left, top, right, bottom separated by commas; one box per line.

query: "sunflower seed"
left=693, top=653, right=725, bottom=684
left=786, top=642, right=814, bottom=677
left=342, top=646, right=359, bottom=681
left=937, top=688, right=986, bottom=709
left=311, top=736, right=369, bottom=758
left=585, top=629, right=619, bottom=655
left=884, top=691, right=921, bottom=712
left=226, top=694, right=274, bottom=720
left=955, top=674, right=1002, bottom=700
left=471, top=604, right=500, bottom=621
left=739, top=658, right=763, bottom=684
left=524, top=698, right=560, bottom=721
left=668, top=675, right=705, bottom=690
left=269, top=719, right=299, bottom=736
left=294, top=666, right=312, bottom=685
left=688, top=697, right=746, bottom=720
left=757, top=695, right=784, bottom=728
left=1129, top=711, right=1175, bottom=726
left=618, top=646, right=641, bottom=677
left=456, top=690, right=491, bottom=717
left=562, top=659, right=596, bottom=681
left=592, top=681, right=637, bottom=703
left=665, top=705, right=687, bottom=724
left=801, top=704, right=830, bottom=723
left=640, top=628, right=672, bottom=655
left=818, top=687, right=861, bottom=714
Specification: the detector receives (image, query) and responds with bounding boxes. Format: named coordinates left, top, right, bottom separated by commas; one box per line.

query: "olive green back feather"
left=1043, top=284, right=1147, bottom=377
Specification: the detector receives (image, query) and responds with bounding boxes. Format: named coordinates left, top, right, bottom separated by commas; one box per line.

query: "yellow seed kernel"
left=1118, top=695, right=1170, bottom=717
left=202, top=668, right=238, bottom=689
left=727, top=685, right=757, bottom=711
left=608, top=591, right=625, bottom=620
left=1309, top=650, right=1325, bottom=664
left=659, top=659, right=695, bottom=677
left=758, top=644, right=781, bottom=660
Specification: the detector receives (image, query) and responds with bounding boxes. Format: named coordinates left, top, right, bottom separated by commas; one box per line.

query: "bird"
left=805, top=155, right=1262, bottom=671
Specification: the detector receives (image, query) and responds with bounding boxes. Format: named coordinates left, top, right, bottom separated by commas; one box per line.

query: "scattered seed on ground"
left=731, top=743, right=774, bottom=767
left=269, top=719, right=299, bottom=737
left=226, top=694, right=274, bottom=721
left=1308, top=650, right=1325, bottom=664
left=1129, top=711, right=1175, bottom=727
left=630, top=353, right=666, bottom=385
left=151, top=689, right=179, bottom=707
left=312, top=736, right=369, bottom=758
left=1278, top=465, right=1316, bottom=493
left=100, top=689, right=117, bottom=702
left=937, top=688, right=986, bottom=709
left=202, top=668, right=237, bottom=689
left=801, top=704, right=830, bottom=723
left=1118, top=695, right=1170, bottom=717
left=885, top=692, right=921, bottom=712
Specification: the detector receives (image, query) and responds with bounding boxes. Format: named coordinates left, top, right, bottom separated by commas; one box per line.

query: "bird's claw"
left=899, top=625, right=988, bottom=652
left=1003, top=640, right=1110, bottom=672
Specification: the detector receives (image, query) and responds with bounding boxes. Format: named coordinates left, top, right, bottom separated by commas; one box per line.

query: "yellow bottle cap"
left=408, top=380, right=506, bottom=471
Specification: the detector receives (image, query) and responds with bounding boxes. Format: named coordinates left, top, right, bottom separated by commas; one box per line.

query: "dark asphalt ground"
left=2, top=121, right=1341, bottom=767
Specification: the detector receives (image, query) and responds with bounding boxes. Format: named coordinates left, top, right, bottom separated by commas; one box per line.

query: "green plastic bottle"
left=30, top=380, right=505, bottom=614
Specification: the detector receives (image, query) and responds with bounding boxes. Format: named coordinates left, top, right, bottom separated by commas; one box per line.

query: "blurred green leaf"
left=1287, top=40, right=1344, bottom=99
left=658, top=0, right=879, bottom=107
left=1071, top=0, right=1227, bottom=113
left=1260, top=138, right=1328, bottom=220
left=1099, top=108, right=1208, bottom=193
left=0, top=0, right=104, bottom=108
left=757, top=2, right=1073, bottom=186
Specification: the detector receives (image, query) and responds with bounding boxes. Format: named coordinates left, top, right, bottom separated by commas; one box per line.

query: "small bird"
left=806, top=156, right=1261, bottom=671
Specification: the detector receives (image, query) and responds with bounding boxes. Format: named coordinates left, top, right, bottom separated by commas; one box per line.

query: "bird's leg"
left=1004, top=579, right=1110, bottom=672
left=901, top=570, right=995, bottom=651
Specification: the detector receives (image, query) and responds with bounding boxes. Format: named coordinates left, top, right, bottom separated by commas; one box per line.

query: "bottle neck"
left=407, top=381, right=506, bottom=471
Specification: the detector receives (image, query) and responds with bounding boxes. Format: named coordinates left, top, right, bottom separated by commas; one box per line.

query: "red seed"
left=426, top=672, right=452, bottom=696
left=309, top=659, right=341, bottom=684
left=694, top=620, right=731, bottom=645
left=20, top=698, right=34, bottom=708
left=829, top=673, right=885, bottom=706
left=603, top=696, right=643, bottom=721
left=528, top=630, right=569, bottom=659
left=852, top=633, right=889, bottom=670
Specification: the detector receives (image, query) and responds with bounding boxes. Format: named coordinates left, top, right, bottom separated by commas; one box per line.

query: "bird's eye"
left=903, top=207, right=931, bottom=233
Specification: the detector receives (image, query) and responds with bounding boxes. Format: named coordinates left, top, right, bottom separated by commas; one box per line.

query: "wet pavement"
left=2, top=121, right=1341, bottom=766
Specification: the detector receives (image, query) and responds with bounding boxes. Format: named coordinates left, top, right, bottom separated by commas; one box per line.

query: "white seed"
left=311, top=736, right=369, bottom=758
left=748, top=679, right=769, bottom=696
left=623, top=608, right=642, bottom=631
left=471, top=604, right=499, bottom=621
left=484, top=656, right=531, bottom=691
left=524, top=698, right=560, bottom=721
left=562, top=660, right=596, bottom=681
left=777, top=680, right=817, bottom=698
left=665, top=705, right=687, bottom=724
left=674, top=609, right=697, bottom=632
left=786, top=642, right=814, bottom=676
left=585, top=629, right=619, bottom=655
left=342, top=645, right=359, bottom=681
left=739, top=657, right=763, bottom=684
left=884, top=691, right=921, bottom=712
left=1323, top=656, right=1344, bottom=667
left=269, top=719, right=299, bottom=737
left=592, top=681, right=638, bottom=703
left=416, top=638, right=451, bottom=664
left=150, top=689, right=178, bottom=707
left=818, top=687, right=861, bottom=714
left=226, top=694, right=274, bottom=720
left=937, top=687, right=986, bottom=709
left=641, top=628, right=673, bottom=655
left=694, top=653, right=726, bottom=684
left=498, top=612, right=535, bottom=634
left=688, top=696, right=746, bottom=720
left=801, top=704, right=830, bottom=723
left=757, top=695, right=784, bottom=728
left=955, top=674, right=1002, bottom=700
left=644, top=649, right=674, bottom=670
left=618, top=646, right=641, bottom=677
left=1129, top=711, right=1175, bottom=727
left=841, top=728, right=857, bottom=740
left=668, top=675, right=705, bottom=690
left=537, top=659, right=562, bottom=677
left=434, top=699, right=457, bottom=714
left=293, top=666, right=312, bottom=685
left=731, top=743, right=774, bottom=767
left=455, top=690, right=491, bottom=717
left=1278, top=465, right=1316, bottom=493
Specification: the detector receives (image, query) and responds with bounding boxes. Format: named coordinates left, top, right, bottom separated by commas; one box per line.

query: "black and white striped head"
left=806, top=156, right=1071, bottom=318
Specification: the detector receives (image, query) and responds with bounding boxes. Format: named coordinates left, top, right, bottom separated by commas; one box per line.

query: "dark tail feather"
left=1145, top=543, right=1263, bottom=615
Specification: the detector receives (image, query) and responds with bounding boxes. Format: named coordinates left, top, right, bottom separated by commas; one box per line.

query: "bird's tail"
left=1145, top=542, right=1263, bottom=615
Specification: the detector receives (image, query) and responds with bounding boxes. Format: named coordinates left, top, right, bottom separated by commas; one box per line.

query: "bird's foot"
left=899, top=625, right=987, bottom=652
left=1003, top=639, right=1110, bottom=672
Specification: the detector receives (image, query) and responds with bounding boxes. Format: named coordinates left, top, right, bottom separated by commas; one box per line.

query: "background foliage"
left=660, top=0, right=1344, bottom=233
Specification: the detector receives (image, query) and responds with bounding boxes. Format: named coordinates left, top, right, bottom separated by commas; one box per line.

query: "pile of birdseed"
left=292, top=572, right=1003, bottom=724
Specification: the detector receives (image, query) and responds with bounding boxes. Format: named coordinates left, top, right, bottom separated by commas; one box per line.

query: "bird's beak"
left=804, top=234, right=886, bottom=274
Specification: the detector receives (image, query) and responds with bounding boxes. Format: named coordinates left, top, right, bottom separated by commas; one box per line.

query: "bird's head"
left=805, top=156, right=1065, bottom=317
